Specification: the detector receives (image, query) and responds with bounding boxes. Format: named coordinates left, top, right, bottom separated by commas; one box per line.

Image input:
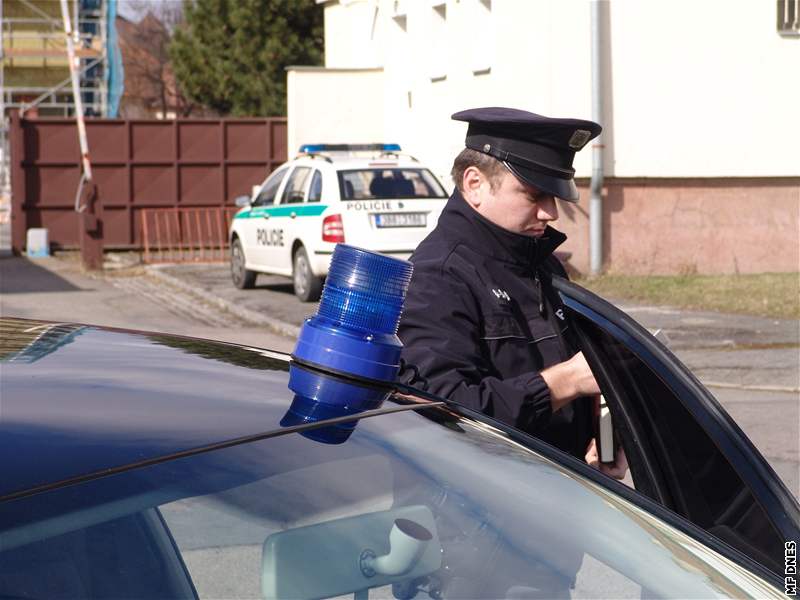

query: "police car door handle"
left=290, top=212, right=297, bottom=219
left=262, top=213, right=270, bottom=219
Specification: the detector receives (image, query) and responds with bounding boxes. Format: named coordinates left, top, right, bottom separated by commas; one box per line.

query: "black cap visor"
left=503, top=161, right=579, bottom=203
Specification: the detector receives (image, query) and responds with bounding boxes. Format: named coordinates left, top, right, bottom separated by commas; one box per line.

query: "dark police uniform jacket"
left=398, top=190, right=593, bottom=460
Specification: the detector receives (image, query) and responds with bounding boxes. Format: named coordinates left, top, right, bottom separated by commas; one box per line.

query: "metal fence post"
left=8, top=110, right=27, bottom=254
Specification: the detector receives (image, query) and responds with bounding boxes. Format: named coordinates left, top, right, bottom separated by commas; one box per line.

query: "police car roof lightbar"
left=298, top=143, right=402, bottom=154
left=291, top=244, right=413, bottom=389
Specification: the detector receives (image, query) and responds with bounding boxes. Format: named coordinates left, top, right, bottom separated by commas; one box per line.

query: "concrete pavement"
left=153, top=261, right=800, bottom=497
left=155, top=262, right=800, bottom=392
left=0, top=255, right=293, bottom=352
left=1, top=255, right=797, bottom=496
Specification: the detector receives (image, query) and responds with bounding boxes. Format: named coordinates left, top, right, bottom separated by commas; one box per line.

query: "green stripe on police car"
left=234, top=205, right=328, bottom=219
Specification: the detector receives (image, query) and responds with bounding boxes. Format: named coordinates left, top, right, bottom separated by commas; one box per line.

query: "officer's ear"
left=462, top=166, right=485, bottom=207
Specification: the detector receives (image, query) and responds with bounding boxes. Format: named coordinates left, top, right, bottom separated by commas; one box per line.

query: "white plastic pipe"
left=59, top=0, right=92, bottom=183
left=361, top=518, right=432, bottom=577
left=589, top=0, right=604, bottom=276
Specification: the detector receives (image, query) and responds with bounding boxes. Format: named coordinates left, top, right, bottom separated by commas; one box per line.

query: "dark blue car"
left=1, top=278, right=797, bottom=599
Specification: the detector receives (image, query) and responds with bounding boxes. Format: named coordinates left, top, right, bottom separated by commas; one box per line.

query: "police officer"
left=399, top=107, right=625, bottom=472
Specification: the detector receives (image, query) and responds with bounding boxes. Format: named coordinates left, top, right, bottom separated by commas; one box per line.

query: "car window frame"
left=307, top=169, right=323, bottom=203
left=278, top=166, right=313, bottom=206
left=336, top=168, right=448, bottom=200
left=549, top=276, right=800, bottom=579
left=253, top=166, right=289, bottom=207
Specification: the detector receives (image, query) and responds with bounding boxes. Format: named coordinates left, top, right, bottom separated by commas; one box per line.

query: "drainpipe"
left=589, top=0, right=604, bottom=276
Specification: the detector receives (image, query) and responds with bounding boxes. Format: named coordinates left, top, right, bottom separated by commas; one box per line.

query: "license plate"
left=375, top=213, right=426, bottom=228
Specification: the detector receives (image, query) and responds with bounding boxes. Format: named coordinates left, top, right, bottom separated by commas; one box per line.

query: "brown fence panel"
left=9, top=111, right=287, bottom=254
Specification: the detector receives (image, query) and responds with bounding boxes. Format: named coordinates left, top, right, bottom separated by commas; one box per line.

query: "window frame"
left=253, top=166, right=290, bottom=207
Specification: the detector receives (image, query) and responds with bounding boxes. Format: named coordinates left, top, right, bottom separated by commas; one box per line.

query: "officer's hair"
left=451, top=148, right=506, bottom=192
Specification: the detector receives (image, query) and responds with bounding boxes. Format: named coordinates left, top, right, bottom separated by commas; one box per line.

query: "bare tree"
left=118, top=1, right=198, bottom=118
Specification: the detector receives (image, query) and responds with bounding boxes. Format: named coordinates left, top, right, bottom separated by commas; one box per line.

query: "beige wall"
left=607, top=1, right=800, bottom=178
left=310, top=0, right=800, bottom=274
left=322, top=0, right=800, bottom=180
left=286, top=67, right=385, bottom=154
left=558, top=179, right=800, bottom=275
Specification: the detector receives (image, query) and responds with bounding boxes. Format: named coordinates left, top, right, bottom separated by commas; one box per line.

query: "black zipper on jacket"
left=534, top=269, right=546, bottom=318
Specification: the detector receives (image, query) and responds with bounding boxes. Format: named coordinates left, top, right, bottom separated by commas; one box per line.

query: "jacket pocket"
left=482, top=310, right=527, bottom=341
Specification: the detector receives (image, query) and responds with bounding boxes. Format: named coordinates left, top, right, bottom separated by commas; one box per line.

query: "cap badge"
left=568, top=129, right=592, bottom=149
left=483, top=143, right=491, bottom=152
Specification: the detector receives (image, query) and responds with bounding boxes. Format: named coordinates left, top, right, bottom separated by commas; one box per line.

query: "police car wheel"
left=231, top=238, right=256, bottom=290
left=293, top=246, right=322, bottom=302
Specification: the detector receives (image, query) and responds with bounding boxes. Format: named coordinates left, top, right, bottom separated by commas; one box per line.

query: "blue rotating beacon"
left=284, top=245, right=414, bottom=444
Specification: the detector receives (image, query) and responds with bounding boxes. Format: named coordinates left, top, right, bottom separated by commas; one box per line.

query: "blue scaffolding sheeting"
left=105, top=0, right=124, bottom=117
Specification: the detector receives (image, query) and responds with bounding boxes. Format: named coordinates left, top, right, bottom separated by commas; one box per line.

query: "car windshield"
left=0, top=396, right=773, bottom=599
left=338, top=168, right=447, bottom=200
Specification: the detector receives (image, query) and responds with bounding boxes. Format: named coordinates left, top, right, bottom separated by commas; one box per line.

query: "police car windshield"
left=338, top=169, right=447, bottom=200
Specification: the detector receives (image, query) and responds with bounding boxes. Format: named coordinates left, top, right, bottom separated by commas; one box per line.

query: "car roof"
left=0, top=318, right=425, bottom=500
left=289, top=154, right=424, bottom=170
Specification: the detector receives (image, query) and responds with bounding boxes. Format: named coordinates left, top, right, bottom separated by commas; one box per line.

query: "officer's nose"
left=537, top=196, right=558, bottom=221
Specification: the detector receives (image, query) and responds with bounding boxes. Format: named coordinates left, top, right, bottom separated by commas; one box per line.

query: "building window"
left=429, top=2, right=447, bottom=81
left=777, top=0, right=800, bottom=36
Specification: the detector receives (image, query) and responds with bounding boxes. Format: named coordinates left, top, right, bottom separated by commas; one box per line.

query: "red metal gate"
left=141, top=207, right=238, bottom=263
left=8, top=111, right=287, bottom=254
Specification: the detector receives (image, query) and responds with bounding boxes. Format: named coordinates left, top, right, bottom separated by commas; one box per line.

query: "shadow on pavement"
left=0, top=257, right=86, bottom=294
left=255, top=280, right=295, bottom=295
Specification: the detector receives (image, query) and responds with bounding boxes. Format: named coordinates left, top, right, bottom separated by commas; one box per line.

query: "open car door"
left=553, top=277, right=799, bottom=580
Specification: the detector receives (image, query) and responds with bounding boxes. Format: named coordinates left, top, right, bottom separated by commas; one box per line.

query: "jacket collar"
left=439, top=189, right=567, bottom=268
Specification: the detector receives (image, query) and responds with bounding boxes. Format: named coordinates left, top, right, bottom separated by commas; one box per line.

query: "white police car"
left=229, top=144, right=448, bottom=301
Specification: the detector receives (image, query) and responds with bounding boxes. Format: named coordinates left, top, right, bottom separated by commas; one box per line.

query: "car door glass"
left=0, top=404, right=781, bottom=599
left=254, top=167, right=288, bottom=207
left=308, top=169, right=322, bottom=203
left=562, top=289, right=791, bottom=577
left=280, top=167, right=311, bottom=205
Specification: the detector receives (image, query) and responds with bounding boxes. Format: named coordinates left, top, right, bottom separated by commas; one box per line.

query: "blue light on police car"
left=298, top=143, right=402, bottom=154
left=285, top=245, right=411, bottom=442
left=281, top=365, right=388, bottom=444
left=291, top=244, right=413, bottom=394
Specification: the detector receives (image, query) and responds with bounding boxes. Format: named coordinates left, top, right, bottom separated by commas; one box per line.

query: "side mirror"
left=234, top=195, right=251, bottom=208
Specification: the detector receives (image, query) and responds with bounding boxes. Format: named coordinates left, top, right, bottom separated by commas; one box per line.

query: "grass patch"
left=575, top=273, right=800, bottom=319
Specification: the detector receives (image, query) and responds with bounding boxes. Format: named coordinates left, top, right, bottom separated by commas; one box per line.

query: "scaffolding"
left=1, top=0, right=111, bottom=202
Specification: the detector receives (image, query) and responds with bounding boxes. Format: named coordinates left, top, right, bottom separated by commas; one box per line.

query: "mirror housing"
left=261, top=505, right=440, bottom=600
left=234, top=195, right=251, bottom=208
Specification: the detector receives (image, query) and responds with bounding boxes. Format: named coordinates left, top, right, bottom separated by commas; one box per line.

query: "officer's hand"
left=541, top=351, right=600, bottom=411
left=568, top=351, right=601, bottom=397
left=585, top=438, right=629, bottom=480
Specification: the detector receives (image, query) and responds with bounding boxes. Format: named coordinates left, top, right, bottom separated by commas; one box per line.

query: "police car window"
left=253, top=167, right=289, bottom=207
left=308, top=170, right=322, bottom=203
left=338, top=169, right=447, bottom=200
left=0, top=405, right=772, bottom=600
left=280, top=167, right=311, bottom=205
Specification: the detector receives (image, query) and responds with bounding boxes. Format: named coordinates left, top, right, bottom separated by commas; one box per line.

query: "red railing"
left=141, top=207, right=238, bottom=263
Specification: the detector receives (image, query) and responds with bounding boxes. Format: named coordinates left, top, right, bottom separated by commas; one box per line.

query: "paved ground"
left=158, top=262, right=800, bottom=391
left=0, top=255, right=293, bottom=353
left=1, top=255, right=798, bottom=496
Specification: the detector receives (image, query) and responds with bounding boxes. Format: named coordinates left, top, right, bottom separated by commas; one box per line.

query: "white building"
left=288, top=0, right=800, bottom=274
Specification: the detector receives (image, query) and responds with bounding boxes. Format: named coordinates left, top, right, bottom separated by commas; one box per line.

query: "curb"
left=146, top=264, right=302, bottom=339
left=702, top=381, right=800, bottom=394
